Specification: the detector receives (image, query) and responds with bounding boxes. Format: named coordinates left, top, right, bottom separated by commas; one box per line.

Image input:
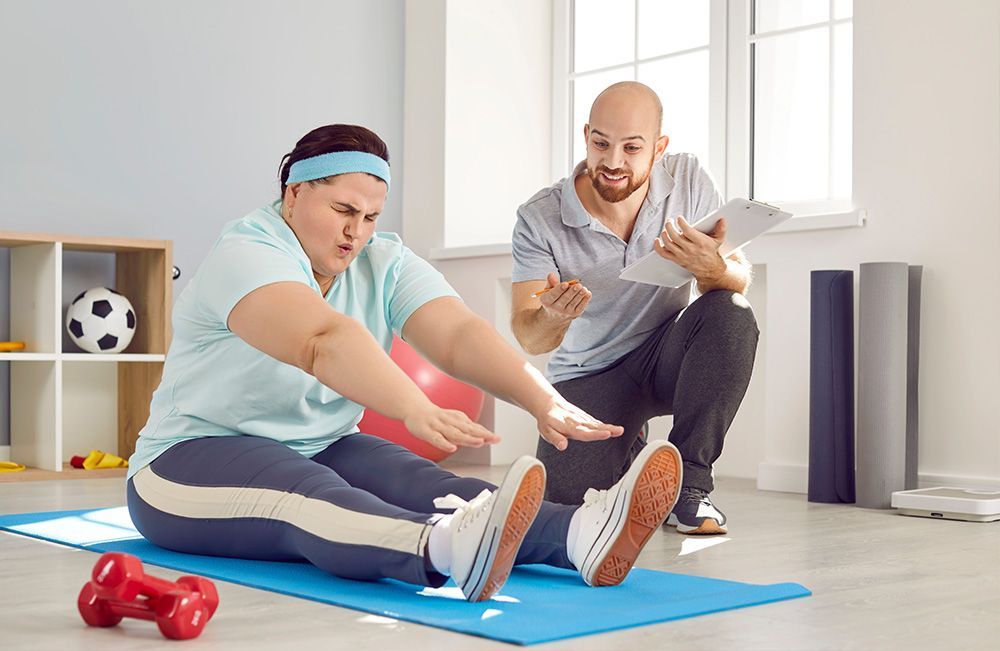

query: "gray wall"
left=0, top=0, right=405, bottom=446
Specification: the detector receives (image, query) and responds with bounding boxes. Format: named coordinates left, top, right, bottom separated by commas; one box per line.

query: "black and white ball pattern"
left=66, top=287, right=137, bottom=353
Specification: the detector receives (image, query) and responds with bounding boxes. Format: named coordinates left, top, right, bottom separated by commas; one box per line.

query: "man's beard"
left=588, top=161, right=652, bottom=203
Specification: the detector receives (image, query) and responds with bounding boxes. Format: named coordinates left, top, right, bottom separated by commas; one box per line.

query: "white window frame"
left=552, top=0, right=864, bottom=232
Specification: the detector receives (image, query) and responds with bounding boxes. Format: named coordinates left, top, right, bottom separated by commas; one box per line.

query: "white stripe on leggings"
left=132, top=465, right=428, bottom=556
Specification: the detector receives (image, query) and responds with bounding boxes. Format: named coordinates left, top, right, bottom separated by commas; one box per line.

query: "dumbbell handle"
left=91, top=553, right=186, bottom=602
left=103, top=597, right=160, bottom=622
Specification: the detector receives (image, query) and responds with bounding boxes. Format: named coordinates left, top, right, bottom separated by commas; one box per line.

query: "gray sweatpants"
left=538, top=290, right=759, bottom=504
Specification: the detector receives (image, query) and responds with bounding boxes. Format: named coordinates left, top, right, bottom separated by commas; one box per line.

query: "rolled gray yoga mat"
left=857, top=263, right=922, bottom=509
left=808, top=270, right=856, bottom=503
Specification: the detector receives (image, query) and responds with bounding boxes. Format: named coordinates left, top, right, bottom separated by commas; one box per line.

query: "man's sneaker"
left=568, top=440, right=683, bottom=586
left=664, top=486, right=728, bottom=535
left=433, top=456, right=545, bottom=602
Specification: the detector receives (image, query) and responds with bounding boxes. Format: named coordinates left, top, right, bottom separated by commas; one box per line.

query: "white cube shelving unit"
left=1, top=231, right=172, bottom=475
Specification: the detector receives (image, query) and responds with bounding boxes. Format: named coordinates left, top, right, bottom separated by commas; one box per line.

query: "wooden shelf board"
left=0, top=230, right=169, bottom=252
left=0, top=463, right=127, bottom=483
left=0, top=353, right=165, bottom=362
left=61, top=353, right=166, bottom=362
left=0, top=353, right=58, bottom=361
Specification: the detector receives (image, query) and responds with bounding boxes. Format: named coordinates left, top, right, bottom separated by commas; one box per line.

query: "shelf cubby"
left=1, top=231, right=172, bottom=475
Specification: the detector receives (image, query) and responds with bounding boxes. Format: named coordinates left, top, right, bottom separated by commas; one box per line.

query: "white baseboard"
left=756, top=462, right=809, bottom=493
left=0, top=445, right=8, bottom=462
left=756, top=462, right=1000, bottom=494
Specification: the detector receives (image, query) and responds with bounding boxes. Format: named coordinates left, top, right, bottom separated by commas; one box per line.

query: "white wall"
left=0, top=0, right=406, bottom=447
left=403, top=0, right=552, bottom=257
left=750, top=0, right=1000, bottom=490
left=443, top=0, right=552, bottom=248
left=0, top=0, right=405, bottom=279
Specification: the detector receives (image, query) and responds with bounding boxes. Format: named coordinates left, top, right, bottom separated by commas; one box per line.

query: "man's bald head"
left=589, top=81, right=663, bottom=137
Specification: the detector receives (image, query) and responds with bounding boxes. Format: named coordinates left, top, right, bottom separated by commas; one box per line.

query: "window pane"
left=830, top=23, right=852, bottom=200
left=574, top=0, right=635, bottom=73
left=638, top=51, right=710, bottom=167
left=834, top=0, right=853, bottom=20
left=754, top=0, right=828, bottom=34
left=753, top=27, right=829, bottom=203
left=637, top=0, right=709, bottom=59
left=572, top=70, right=635, bottom=167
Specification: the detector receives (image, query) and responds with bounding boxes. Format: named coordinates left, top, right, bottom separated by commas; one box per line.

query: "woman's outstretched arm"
left=228, top=282, right=498, bottom=453
left=401, top=297, right=623, bottom=451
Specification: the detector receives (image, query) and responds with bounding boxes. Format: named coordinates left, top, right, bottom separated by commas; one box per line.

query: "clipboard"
left=619, top=198, right=793, bottom=288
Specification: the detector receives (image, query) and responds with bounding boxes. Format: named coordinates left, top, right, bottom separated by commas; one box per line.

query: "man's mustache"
left=594, top=166, right=631, bottom=178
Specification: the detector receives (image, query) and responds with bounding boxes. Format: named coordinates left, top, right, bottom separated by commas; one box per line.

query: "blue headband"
left=286, top=151, right=391, bottom=192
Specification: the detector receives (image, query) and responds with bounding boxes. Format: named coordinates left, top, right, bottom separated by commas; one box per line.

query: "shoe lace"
left=680, top=486, right=712, bottom=507
left=582, top=487, right=610, bottom=511
left=433, top=489, right=493, bottom=533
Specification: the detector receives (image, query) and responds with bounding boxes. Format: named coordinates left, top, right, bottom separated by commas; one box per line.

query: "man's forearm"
left=511, top=307, right=573, bottom=356
left=697, top=256, right=752, bottom=295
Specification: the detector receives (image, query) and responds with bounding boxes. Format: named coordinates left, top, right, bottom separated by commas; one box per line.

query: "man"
left=510, top=82, right=759, bottom=535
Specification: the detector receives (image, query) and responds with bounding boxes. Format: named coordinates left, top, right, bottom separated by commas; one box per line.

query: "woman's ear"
left=283, top=183, right=300, bottom=214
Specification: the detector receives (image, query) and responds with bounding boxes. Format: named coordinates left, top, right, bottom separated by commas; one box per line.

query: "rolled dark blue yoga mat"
left=808, top=270, right=856, bottom=504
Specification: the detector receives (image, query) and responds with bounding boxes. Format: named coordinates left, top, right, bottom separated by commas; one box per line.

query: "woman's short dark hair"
left=278, top=124, right=390, bottom=197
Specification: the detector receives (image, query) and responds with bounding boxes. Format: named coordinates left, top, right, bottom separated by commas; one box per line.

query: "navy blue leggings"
left=127, top=434, right=576, bottom=587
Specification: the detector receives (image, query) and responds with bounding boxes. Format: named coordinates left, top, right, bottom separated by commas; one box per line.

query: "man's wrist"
left=537, top=305, right=575, bottom=327
left=696, top=255, right=728, bottom=289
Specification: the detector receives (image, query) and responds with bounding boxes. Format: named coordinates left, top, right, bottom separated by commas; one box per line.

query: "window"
left=559, top=0, right=717, bottom=176
left=554, top=0, right=856, bottom=222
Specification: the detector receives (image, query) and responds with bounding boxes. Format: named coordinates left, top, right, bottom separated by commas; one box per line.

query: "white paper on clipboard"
left=619, top=198, right=793, bottom=288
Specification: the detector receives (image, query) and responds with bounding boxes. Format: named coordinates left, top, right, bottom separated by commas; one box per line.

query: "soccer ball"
left=66, top=287, right=137, bottom=354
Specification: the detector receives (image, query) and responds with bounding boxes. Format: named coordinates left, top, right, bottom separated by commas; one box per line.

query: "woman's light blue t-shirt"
left=127, top=201, right=459, bottom=479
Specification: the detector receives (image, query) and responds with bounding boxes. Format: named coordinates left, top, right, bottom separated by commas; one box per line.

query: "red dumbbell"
left=88, top=552, right=219, bottom=616
left=77, top=582, right=211, bottom=640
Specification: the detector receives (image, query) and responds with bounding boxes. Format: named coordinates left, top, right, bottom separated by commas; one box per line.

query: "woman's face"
left=283, top=172, right=386, bottom=290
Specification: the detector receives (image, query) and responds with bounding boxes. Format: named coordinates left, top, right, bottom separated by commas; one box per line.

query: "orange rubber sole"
left=473, top=464, right=546, bottom=602
left=592, top=447, right=682, bottom=586
left=668, top=519, right=728, bottom=535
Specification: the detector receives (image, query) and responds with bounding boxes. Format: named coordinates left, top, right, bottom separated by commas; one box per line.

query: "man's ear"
left=653, top=134, right=670, bottom=161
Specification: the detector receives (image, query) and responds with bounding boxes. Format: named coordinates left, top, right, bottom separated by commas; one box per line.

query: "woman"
left=127, top=124, right=682, bottom=602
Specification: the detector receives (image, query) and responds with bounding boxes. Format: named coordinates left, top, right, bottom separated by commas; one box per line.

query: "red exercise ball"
left=359, top=336, right=485, bottom=462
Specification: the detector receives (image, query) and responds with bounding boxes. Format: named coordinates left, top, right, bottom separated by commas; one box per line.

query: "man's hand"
left=538, top=272, right=592, bottom=321
left=653, top=215, right=727, bottom=284
left=532, top=395, right=624, bottom=451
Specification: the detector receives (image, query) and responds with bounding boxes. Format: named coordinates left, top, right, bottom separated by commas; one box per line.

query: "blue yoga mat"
left=0, top=507, right=810, bottom=645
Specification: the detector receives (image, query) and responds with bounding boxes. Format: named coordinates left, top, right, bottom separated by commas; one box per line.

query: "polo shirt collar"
left=560, top=158, right=676, bottom=228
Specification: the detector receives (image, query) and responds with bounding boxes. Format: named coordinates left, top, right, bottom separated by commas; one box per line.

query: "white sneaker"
left=568, top=440, right=683, bottom=586
left=433, top=456, right=545, bottom=602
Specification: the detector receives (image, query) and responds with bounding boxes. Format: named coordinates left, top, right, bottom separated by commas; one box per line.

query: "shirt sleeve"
left=511, top=209, right=557, bottom=283
left=386, top=245, right=461, bottom=335
left=689, top=156, right=725, bottom=221
left=195, top=237, right=313, bottom=328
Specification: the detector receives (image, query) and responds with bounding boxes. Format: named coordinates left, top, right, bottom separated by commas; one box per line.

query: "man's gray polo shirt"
left=512, top=153, right=723, bottom=384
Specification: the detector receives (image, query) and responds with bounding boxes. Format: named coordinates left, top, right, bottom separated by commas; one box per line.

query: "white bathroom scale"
left=890, top=487, right=1000, bottom=522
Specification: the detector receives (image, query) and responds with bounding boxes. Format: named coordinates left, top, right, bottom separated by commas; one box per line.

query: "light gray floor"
left=2, top=467, right=998, bottom=650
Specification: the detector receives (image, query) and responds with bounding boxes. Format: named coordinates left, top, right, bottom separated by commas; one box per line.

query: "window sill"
left=427, top=210, right=866, bottom=261
left=428, top=242, right=512, bottom=261
left=766, top=208, right=867, bottom=235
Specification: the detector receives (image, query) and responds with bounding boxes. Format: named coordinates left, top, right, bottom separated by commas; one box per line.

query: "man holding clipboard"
left=510, top=82, right=760, bottom=535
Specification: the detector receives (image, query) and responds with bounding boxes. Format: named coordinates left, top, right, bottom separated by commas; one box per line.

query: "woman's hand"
left=404, top=404, right=501, bottom=453
left=533, top=396, right=624, bottom=452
